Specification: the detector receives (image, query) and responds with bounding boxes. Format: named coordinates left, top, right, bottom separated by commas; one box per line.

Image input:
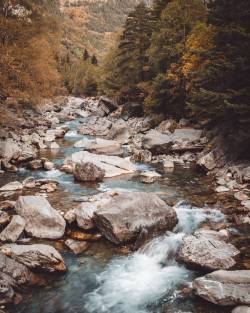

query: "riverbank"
left=0, top=96, right=249, bottom=313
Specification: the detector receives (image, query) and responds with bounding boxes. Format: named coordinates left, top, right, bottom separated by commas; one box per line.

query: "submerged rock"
left=139, top=171, right=161, bottom=184
left=93, top=192, right=178, bottom=245
left=0, top=215, right=25, bottom=243
left=73, top=162, right=105, bottom=182
left=15, top=196, right=66, bottom=239
left=1, top=244, right=66, bottom=273
left=178, top=230, right=240, bottom=270
left=194, top=270, right=250, bottom=306
left=65, top=239, right=89, bottom=255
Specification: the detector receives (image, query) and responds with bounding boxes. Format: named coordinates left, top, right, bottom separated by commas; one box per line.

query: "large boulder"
left=74, top=137, right=123, bottom=156
left=178, top=230, right=240, bottom=270
left=93, top=192, right=178, bottom=244
left=0, top=252, right=34, bottom=304
left=0, top=139, right=21, bottom=162
left=15, top=196, right=66, bottom=239
left=73, top=162, right=105, bottom=182
left=79, top=116, right=112, bottom=137
left=1, top=244, right=66, bottom=273
left=0, top=215, right=25, bottom=243
left=193, top=270, right=250, bottom=306
left=142, top=128, right=204, bottom=155
left=121, top=102, right=144, bottom=121
left=67, top=151, right=136, bottom=178
left=142, top=130, right=173, bottom=155
left=98, top=96, right=118, bottom=116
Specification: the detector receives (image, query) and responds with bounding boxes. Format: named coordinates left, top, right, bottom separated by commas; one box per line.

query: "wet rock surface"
left=93, top=192, right=178, bottom=244
left=178, top=229, right=240, bottom=270
left=15, top=196, right=66, bottom=239
left=1, top=244, right=66, bottom=273
left=194, top=270, right=250, bottom=306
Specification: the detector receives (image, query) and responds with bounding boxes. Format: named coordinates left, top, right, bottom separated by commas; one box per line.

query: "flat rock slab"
left=194, top=270, right=250, bottom=306
left=0, top=181, right=23, bottom=192
left=0, top=215, right=25, bottom=243
left=74, top=138, right=123, bottom=156
left=68, top=151, right=136, bottom=178
left=93, top=192, right=178, bottom=244
left=1, top=244, right=66, bottom=273
left=15, top=196, right=66, bottom=239
left=178, top=230, right=240, bottom=270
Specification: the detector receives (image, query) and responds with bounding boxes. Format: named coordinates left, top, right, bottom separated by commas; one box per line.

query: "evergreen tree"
left=83, top=48, right=89, bottom=61
left=145, top=0, right=207, bottom=116
left=189, top=0, right=250, bottom=155
left=91, top=54, right=98, bottom=65
left=102, top=3, right=155, bottom=98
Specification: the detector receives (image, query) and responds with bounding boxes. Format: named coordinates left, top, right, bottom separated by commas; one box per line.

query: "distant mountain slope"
left=60, top=0, right=152, bottom=60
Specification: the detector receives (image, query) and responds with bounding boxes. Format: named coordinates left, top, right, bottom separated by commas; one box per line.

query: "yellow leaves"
left=182, top=23, right=217, bottom=78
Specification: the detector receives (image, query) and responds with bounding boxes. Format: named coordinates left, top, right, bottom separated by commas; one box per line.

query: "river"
left=0, top=115, right=245, bottom=313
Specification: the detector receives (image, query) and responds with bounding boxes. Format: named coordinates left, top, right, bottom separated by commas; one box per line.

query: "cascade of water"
left=84, top=203, right=225, bottom=313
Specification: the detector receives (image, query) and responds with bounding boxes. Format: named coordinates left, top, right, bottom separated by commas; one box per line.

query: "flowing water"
left=0, top=117, right=242, bottom=313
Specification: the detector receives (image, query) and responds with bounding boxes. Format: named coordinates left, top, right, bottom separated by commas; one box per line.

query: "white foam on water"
left=65, top=130, right=81, bottom=138
left=84, top=233, right=190, bottom=313
left=84, top=202, right=225, bottom=313
left=174, top=201, right=225, bottom=234
left=42, top=169, right=63, bottom=178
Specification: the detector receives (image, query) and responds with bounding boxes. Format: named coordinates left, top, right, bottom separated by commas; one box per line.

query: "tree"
left=189, top=0, right=250, bottom=155
left=91, top=54, right=98, bottom=65
left=0, top=0, right=63, bottom=100
left=102, top=3, right=155, bottom=99
left=83, top=48, right=89, bottom=61
left=144, top=0, right=207, bottom=116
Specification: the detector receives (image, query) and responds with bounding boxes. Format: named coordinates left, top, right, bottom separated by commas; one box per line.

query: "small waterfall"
left=84, top=203, right=225, bottom=313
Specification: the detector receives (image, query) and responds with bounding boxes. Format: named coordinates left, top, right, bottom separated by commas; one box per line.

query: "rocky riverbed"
left=0, top=96, right=249, bottom=313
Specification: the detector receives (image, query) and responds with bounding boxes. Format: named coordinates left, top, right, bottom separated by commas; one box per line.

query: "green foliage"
left=100, top=3, right=155, bottom=101
left=188, top=0, right=250, bottom=154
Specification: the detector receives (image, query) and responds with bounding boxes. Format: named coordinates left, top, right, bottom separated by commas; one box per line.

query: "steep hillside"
left=60, top=0, right=152, bottom=60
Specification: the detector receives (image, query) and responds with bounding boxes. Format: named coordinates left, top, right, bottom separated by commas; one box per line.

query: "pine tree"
left=91, top=54, right=98, bottom=65
left=101, top=3, right=153, bottom=96
left=83, top=49, right=89, bottom=61
left=189, top=0, right=250, bottom=154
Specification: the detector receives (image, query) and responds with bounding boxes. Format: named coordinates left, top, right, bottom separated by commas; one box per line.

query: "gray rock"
left=73, top=162, right=105, bottom=182
left=178, top=230, right=240, bottom=270
left=28, top=159, right=43, bottom=170
left=194, top=270, right=250, bottom=306
left=0, top=215, right=25, bottom=243
left=131, top=148, right=152, bottom=163
left=15, top=196, right=66, bottom=239
left=0, top=252, right=34, bottom=304
left=0, top=211, right=10, bottom=226
left=0, top=139, right=21, bottom=162
left=74, top=202, right=98, bottom=230
left=74, top=138, right=123, bottom=156
left=216, top=186, right=230, bottom=193
left=0, top=181, right=23, bottom=192
left=43, top=161, right=54, bottom=171
left=232, top=306, right=250, bottom=313
left=93, top=192, right=178, bottom=244
left=68, top=151, right=136, bottom=178
left=98, top=96, right=118, bottom=116
left=1, top=244, right=66, bottom=273
left=65, top=239, right=89, bottom=255
left=139, top=171, right=161, bottom=184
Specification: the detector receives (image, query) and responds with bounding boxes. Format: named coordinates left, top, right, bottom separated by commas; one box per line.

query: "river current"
left=0, top=117, right=239, bottom=313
